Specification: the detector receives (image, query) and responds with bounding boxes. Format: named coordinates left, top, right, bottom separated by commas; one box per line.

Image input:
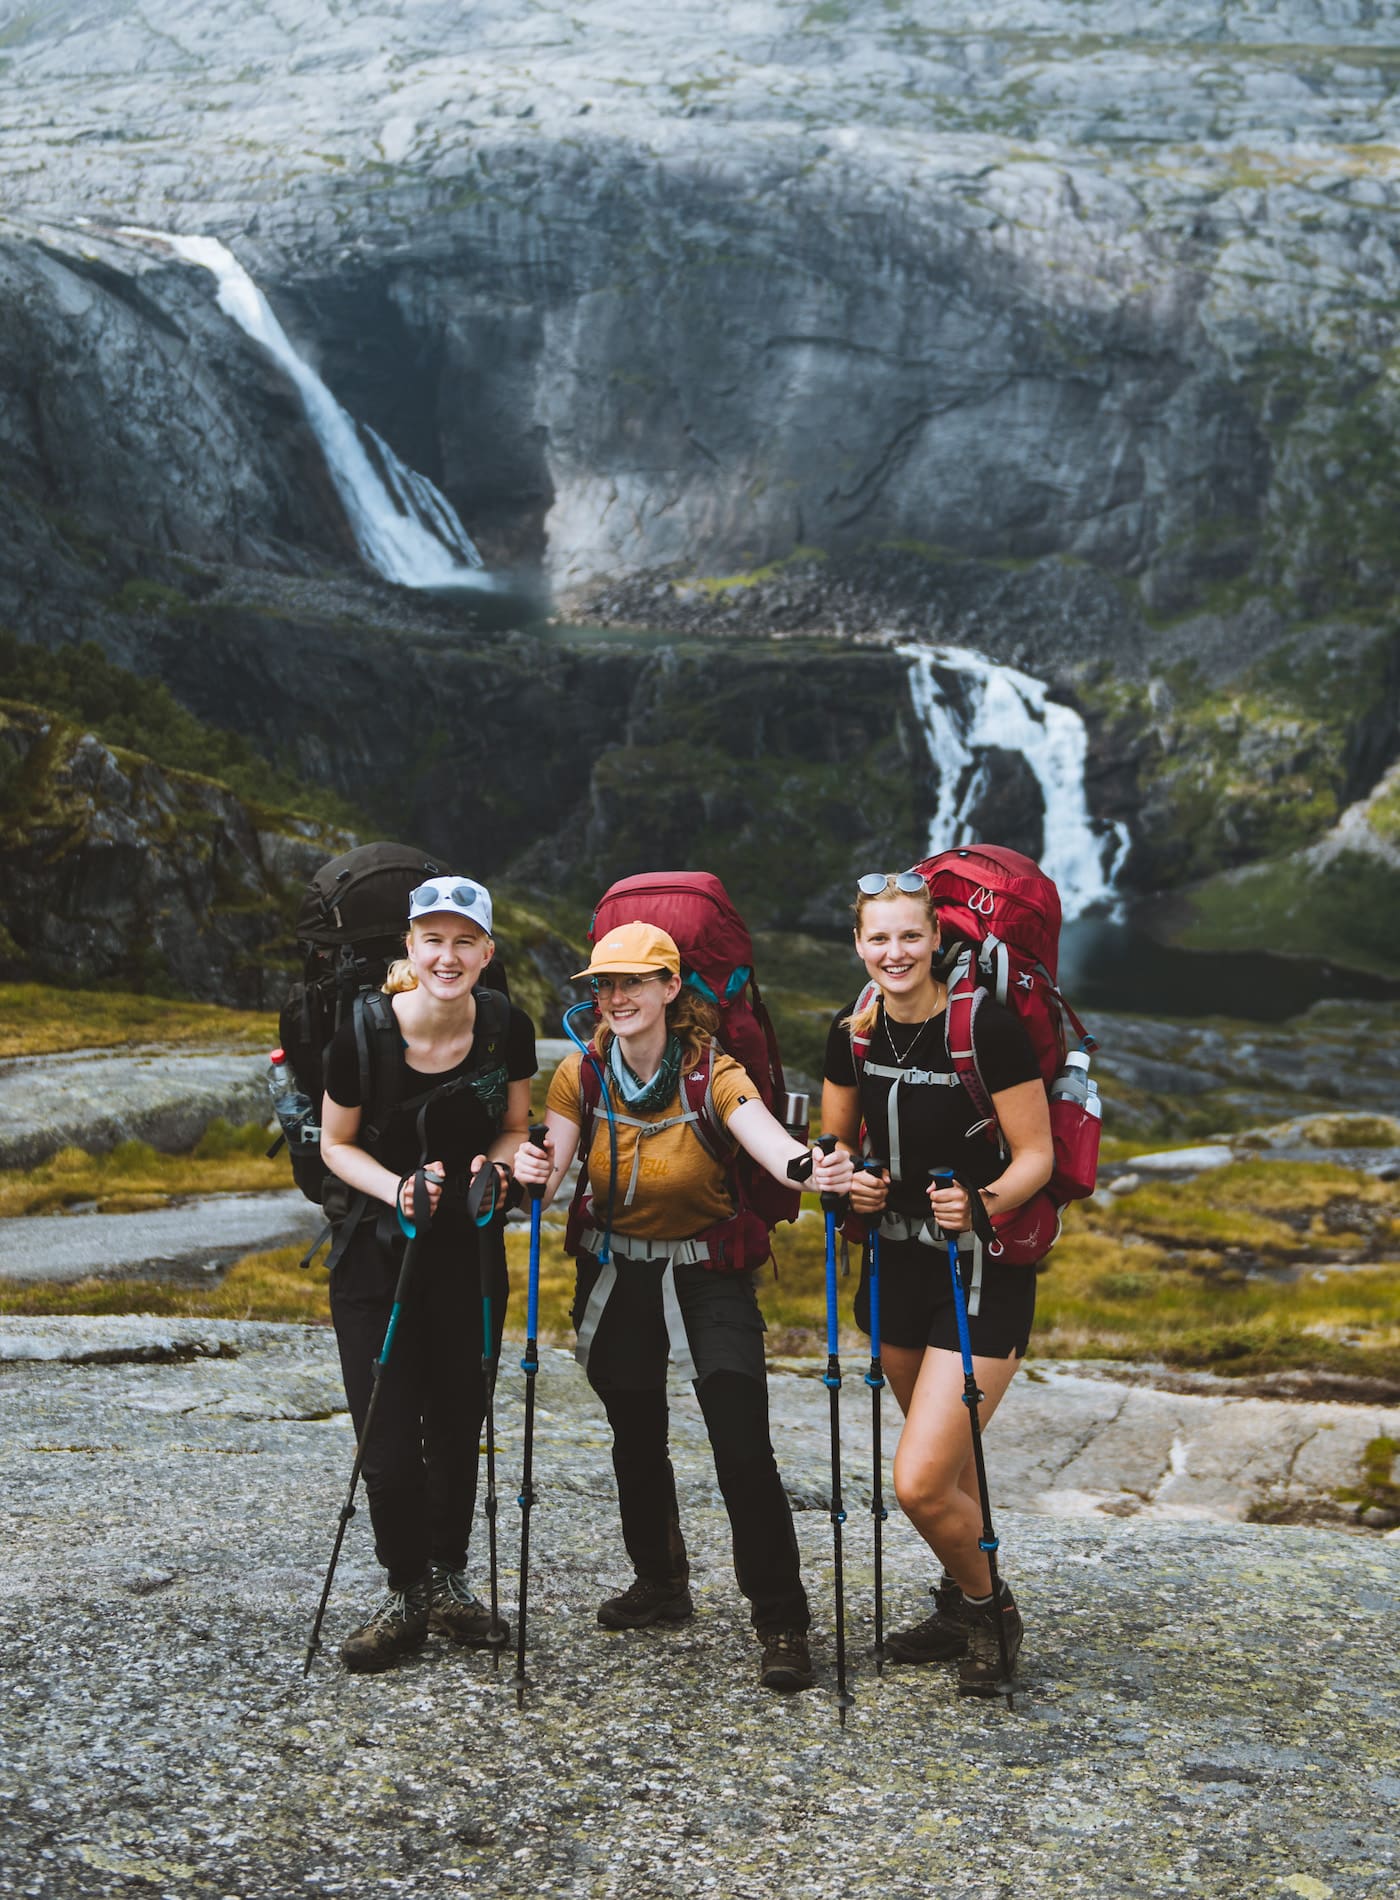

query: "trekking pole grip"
left=528, top=1122, right=548, bottom=1202
left=814, top=1133, right=846, bottom=1216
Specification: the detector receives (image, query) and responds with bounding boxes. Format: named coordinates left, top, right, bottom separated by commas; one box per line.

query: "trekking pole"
left=303, top=1167, right=437, bottom=1675
left=857, top=1160, right=888, bottom=1673
left=815, top=1134, right=855, bottom=1724
left=467, top=1162, right=510, bottom=1666
left=930, top=1168, right=1015, bottom=1705
left=515, top=1123, right=549, bottom=1707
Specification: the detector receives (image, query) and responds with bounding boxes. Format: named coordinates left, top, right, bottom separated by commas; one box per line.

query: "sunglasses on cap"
left=411, top=882, right=481, bottom=910
left=857, top=872, right=926, bottom=895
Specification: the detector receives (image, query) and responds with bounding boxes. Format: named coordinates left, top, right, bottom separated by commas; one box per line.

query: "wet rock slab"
left=0, top=1319, right=1396, bottom=1899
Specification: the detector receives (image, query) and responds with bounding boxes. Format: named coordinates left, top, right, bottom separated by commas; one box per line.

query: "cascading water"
left=900, top=643, right=1128, bottom=920
left=121, top=228, right=490, bottom=591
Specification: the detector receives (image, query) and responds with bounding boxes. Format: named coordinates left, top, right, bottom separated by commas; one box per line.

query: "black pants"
left=330, top=1216, right=507, bottom=1593
left=575, top=1253, right=809, bottom=1634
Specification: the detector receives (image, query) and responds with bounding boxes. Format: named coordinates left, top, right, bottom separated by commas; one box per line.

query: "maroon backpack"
left=564, top=871, right=801, bottom=1271
left=851, top=844, right=1101, bottom=1262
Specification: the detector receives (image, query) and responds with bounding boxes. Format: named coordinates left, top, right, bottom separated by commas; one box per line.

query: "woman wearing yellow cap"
left=513, top=920, right=851, bottom=1694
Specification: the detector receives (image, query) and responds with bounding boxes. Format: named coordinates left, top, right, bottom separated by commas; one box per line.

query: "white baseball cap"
left=407, top=877, right=493, bottom=933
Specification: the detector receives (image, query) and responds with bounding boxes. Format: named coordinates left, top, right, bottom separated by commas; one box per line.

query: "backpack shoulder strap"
left=944, top=950, right=999, bottom=1145
left=683, top=1041, right=731, bottom=1167
left=565, top=1042, right=607, bottom=1238
left=470, top=984, right=510, bottom=1064
left=357, top=990, right=407, bottom=1150
left=848, top=980, right=881, bottom=1076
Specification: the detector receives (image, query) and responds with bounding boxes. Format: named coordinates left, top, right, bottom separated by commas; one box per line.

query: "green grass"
left=0, top=983, right=277, bottom=1058
left=0, top=1246, right=332, bottom=1324
left=1177, top=850, right=1400, bottom=980
left=3, top=1113, right=1397, bottom=1386
left=0, top=1126, right=284, bottom=1218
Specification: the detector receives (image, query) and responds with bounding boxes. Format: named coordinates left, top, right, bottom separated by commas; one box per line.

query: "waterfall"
left=121, top=228, right=491, bottom=591
left=900, top=642, right=1129, bottom=920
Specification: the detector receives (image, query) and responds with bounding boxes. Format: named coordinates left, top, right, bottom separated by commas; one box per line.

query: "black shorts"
left=573, top=1251, right=768, bottom=1392
left=853, top=1233, right=1036, bottom=1361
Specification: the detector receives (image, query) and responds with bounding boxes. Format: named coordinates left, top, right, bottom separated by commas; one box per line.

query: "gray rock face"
left=0, top=701, right=346, bottom=1006
left=0, top=1317, right=1396, bottom=1898
left=0, top=223, right=352, bottom=578
left=1, top=3, right=1398, bottom=947
left=0, top=1044, right=270, bottom=1169
left=3, top=4, right=1397, bottom=619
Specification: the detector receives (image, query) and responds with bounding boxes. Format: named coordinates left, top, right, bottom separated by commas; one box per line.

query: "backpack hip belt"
left=573, top=1230, right=701, bottom=1384
left=875, top=1213, right=987, bottom=1314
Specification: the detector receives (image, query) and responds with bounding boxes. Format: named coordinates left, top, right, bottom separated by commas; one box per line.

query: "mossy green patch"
left=1335, top=1433, right=1400, bottom=1516
left=1176, top=849, right=1400, bottom=980
left=687, top=546, right=828, bottom=596
left=0, top=633, right=364, bottom=831
left=0, top=1245, right=332, bottom=1324
left=0, top=983, right=277, bottom=1058
left=0, top=1128, right=283, bottom=1219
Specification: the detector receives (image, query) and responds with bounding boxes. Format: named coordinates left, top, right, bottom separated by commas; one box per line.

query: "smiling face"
left=594, top=969, right=682, bottom=1047
left=854, top=893, right=941, bottom=1012
left=407, top=914, right=493, bottom=1002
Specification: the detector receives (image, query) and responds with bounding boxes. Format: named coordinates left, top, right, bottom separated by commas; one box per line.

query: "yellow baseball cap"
left=574, top=921, right=681, bottom=980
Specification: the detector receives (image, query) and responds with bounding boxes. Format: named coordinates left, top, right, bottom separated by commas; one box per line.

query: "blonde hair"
left=593, top=983, right=720, bottom=1073
left=843, top=883, right=942, bottom=1038
left=383, top=917, right=494, bottom=997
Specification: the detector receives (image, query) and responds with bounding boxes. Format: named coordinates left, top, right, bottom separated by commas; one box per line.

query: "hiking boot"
left=957, top=1583, right=1023, bottom=1697
left=340, top=1576, right=430, bottom=1674
left=885, top=1574, right=967, bottom=1664
left=596, top=1576, right=694, bottom=1630
left=758, top=1628, right=814, bottom=1693
left=429, top=1565, right=510, bottom=1648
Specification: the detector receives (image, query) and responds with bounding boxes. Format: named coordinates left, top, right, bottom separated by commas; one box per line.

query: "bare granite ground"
left=0, top=1048, right=268, bottom=1170
left=0, top=1192, right=326, bottom=1284
left=0, top=1318, right=1395, bottom=1900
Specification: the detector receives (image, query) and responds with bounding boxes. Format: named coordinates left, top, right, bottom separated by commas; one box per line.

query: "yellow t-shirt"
left=546, top=1048, right=760, bottom=1241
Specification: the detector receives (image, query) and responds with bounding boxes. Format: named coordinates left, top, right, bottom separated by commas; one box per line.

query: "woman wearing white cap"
left=319, top=875, right=536, bottom=1672
left=513, top=920, right=851, bottom=1695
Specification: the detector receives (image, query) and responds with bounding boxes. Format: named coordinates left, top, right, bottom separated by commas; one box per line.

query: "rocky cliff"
left=0, top=3, right=1398, bottom=961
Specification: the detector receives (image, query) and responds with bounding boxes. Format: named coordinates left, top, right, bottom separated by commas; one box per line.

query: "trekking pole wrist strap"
left=396, top=1167, right=436, bottom=1238
left=929, top=1168, right=998, bottom=1249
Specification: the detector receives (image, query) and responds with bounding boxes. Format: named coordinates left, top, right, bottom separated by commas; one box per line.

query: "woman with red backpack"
left=512, top=919, right=852, bottom=1695
left=821, top=871, right=1053, bottom=1695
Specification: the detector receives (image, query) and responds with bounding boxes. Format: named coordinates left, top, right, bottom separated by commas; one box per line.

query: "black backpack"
left=276, top=841, right=510, bottom=1206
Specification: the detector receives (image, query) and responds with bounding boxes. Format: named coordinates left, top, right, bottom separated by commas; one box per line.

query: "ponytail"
left=382, top=957, right=417, bottom=995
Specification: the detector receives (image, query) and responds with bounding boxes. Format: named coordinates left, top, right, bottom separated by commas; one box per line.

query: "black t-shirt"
left=324, top=994, right=536, bottom=1182
left=824, top=996, right=1040, bottom=1218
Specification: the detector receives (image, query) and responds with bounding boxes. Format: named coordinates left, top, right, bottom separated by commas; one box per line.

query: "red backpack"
left=564, top=871, right=801, bottom=1272
left=851, top=844, right=1101, bottom=1262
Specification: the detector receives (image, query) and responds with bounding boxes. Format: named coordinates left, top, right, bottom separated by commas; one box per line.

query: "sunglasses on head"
left=411, top=882, right=481, bottom=910
left=856, top=872, right=926, bottom=896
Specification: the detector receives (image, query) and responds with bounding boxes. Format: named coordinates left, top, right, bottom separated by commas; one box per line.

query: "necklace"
left=881, top=986, right=946, bottom=1064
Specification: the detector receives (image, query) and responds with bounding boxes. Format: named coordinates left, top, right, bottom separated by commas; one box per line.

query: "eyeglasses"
left=856, top=872, right=926, bottom=896
left=590, top=973, right=666, bottom=997
left=411, top=882, right=481, bottom=911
